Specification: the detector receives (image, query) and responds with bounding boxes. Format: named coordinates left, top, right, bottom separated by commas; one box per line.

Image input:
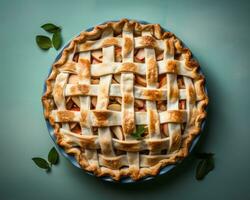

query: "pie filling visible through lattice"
left=42, top=19, right=208, bottom=181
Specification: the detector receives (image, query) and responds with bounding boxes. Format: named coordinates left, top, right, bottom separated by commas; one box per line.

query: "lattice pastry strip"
left=43, top=19, right=208, bottom=181
left=96, top=29, right=115, bottom=159
left=58, top=58, right=200, bottom=79
left=163, top=38, right=182, bottom=153
left=120, top=28, right=139, bottom=178
left=77, top=51, right=99, bottom=167
left=142, top=31, right=161, bottom=156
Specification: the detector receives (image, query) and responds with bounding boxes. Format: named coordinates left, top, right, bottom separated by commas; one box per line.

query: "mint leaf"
left=196, top=156, right=214, bottom=180
left=132, top=125, right=145, bottom=139
left=52, top=31, right=62, bottom=50
left=32, top=157, right=50, bottom=170
left=41, top=23, right=61, bottom=33
left=36, top=35, right=52, bottom=50
left=48, top=147, right=59, bottom=165
left=137, top=125, right=145, bottom=134
left=131, top=132, right=141, bottom=139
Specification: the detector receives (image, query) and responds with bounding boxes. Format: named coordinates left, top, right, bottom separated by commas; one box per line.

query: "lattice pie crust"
left=42, top=19, right=208, bottom=180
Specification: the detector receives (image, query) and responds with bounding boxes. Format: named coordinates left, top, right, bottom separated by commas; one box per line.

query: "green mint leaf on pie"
left=32, top=157, right=51, bottom=170
left=52, top=31, right=62, bottom=50
left=41, top=23, right=61, bottom=33
left=48, top=147, right=59, bottom=165
left=132, top=125, right=145, bottom=139
left=196, top=156, right=214, bottom=180
left=36, top=35, right=52, bottom=50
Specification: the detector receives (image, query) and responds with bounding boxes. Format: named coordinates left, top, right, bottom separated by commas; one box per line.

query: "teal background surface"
left=1, top=0, right=249, bottom=199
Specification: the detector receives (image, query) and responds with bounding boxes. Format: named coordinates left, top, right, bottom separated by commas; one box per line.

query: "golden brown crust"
left=123, top=93, right=133, bottom=105
left=53, top=85, right=64, bottom=105
left=102, top=37, right=119, bottom=47
left=99, top=138, right=114, bottom=156
left=42, top=18, right=208, bottom=181
left=80, top=110, right=89, bottom=128
left=187, top=85, right=196, bottom=104
left=170, top=131, right=182, bottom=152
left=145, top=156, right=165, bottom=166
left=70, top=84, right=90, bottom=95
left=60, top=61, right=77, bottom=74
left=122, top=111, right=135, bottom=134
left=100, top=155, right=123, bottom=169
left=123, top=37, right=133, bottom=56
left=146, top=58, right=158, bottom=85
left=57, top=110, right=75, bottom=122
left=92, top=110, right=112, bottom=127
left=143, top=89, right=163, bottom=100
left=114, top=139, right=140, bottom=151
left=116, top=62, right=137, bottom=73
left=168, top=84, right=179, bottom=103
left=148, top=109, right=159, bottom=134
left=80, top=136, right=98, bottom=149
left=166, top=37, right=175, bottom=55
left=140, top=35, right=157, bottom=48
left=167, top=110, right=186, bottom=123
left=78, top=58, right=91, bottom=80
left=146, top=139, right=168, bottom=151
left=78, top=84, right=90, bottom=94
left=166, top=60, right=178, bottom=74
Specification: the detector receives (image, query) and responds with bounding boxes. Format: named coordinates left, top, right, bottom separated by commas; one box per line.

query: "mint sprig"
left=32, top=147, right=59, bottom=171
left=131, top=125, right=145, bottom=139
left=41, top=23, right=61, bottom=33
left=52, top=31, right=62, bottom=50
left=195, top=152, right=215, bottom=180
left=48, top=147, right=59, bottom=165
left=36, top=35, right=52, bottom=50
left=36, top=23, right=63, bottom=51
left=32, top=157, right=50, bottom=171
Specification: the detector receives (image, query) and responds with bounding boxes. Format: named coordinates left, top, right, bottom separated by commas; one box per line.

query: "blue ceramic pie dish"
left=43, top=20, right=208, bottom=184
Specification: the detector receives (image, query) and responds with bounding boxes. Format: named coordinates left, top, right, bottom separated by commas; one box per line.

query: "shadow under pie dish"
left=42, top=19, right=208, bottom=182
